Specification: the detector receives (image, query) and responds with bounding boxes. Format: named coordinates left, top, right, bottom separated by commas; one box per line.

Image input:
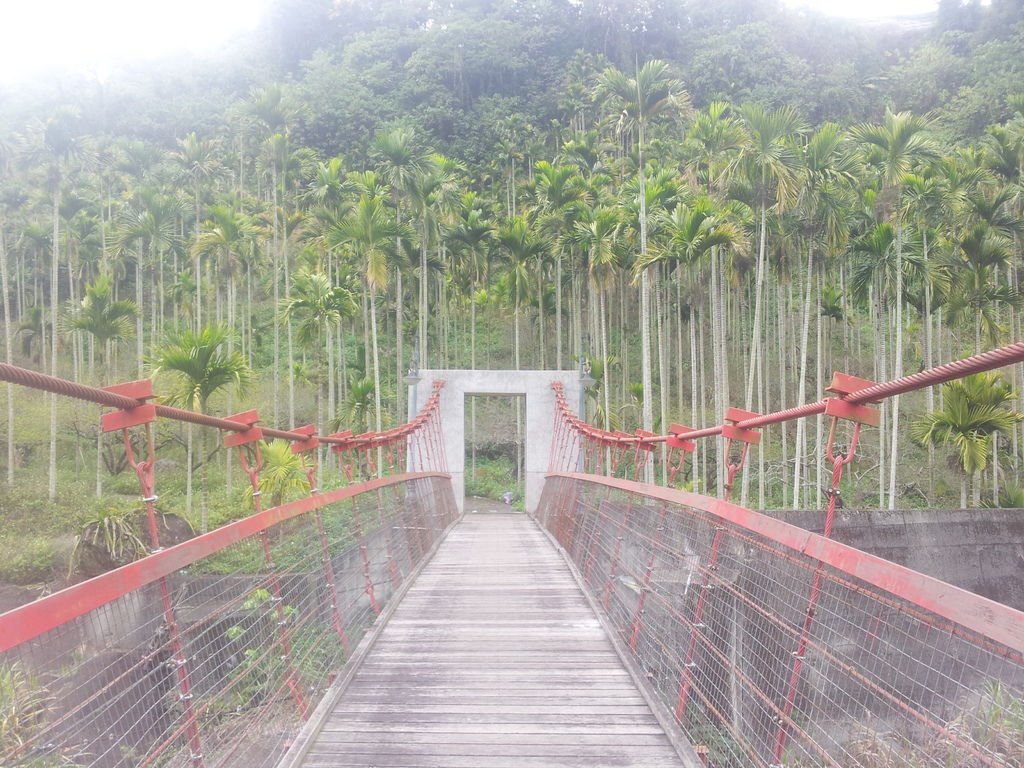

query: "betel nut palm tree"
left=912, top=372, right=1023, bottom=507
left=328, top=194, right=399, bottom=441
left=280, top=269, right=356, bottom=455
left=151, top=324, right=251, bottom=533
left=63, top=274, right=137, bottom=498
left=851, top=109, right=938, bottom=509
left=595, top=60, right=687, bottom=472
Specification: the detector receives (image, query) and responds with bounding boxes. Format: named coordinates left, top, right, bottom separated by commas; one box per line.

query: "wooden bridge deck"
left=290, top=512, right=686, bottom=768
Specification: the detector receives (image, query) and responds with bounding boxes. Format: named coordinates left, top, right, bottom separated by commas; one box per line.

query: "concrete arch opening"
left=407, top=370, right=583, bottom=513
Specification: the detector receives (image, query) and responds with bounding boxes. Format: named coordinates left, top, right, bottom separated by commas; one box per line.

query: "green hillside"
left=1, top=0, right=1024, bottom=584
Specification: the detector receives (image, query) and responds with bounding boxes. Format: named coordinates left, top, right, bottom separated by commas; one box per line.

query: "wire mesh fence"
left=537, top=473, right=1024, bottom=768
left=0, top=474, right=457, bottom=768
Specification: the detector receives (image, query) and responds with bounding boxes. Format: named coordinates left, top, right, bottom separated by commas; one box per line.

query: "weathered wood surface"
left=296, top=512, right=685, bottom=767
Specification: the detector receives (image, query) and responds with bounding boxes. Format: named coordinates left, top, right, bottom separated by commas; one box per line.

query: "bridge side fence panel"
left=0, top=474, right=457, bottom=768
left=538, top=473, right=1024, bottom=768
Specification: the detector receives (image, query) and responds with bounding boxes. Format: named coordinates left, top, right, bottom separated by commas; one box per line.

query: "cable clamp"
left=142, top=495, right=159, bottom=503
left=251, top=490, right=262, bottom=497
left=179, top=693, right=193, bottom=702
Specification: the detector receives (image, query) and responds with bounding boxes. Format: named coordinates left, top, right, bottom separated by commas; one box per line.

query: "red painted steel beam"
left=0, top=472, right=450, bottom=652
left=547, top=472, right=1024, bottom=656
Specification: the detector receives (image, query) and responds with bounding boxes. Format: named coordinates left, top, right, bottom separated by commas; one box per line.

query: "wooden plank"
left=291, top=513, right=687, bottom=768
left=301, top=757, right=674, bottom=768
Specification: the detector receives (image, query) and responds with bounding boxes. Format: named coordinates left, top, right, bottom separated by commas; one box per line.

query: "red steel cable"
left=552, top=341, right=1024, bottom=446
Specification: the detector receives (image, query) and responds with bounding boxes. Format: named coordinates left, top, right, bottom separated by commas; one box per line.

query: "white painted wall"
left=407, top=370, right=583, bottom=512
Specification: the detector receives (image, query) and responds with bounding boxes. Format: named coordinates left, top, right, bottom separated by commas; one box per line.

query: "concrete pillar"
left=407, top=370, right=583, bottom=513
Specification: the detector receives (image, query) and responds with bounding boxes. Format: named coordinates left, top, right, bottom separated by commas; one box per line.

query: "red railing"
left=0, top=363, right=456, bottom=768
left=551, top=342, right=1024, bottom=496
left=537, top=473, right=1024, bottom=767
left=0, top=474, right=458, bottom=768
left=545, top=343, right=1024, bottom=765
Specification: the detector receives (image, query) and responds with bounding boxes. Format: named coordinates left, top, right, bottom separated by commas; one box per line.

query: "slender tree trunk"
left=285, top=227, right=295, bottom=429
left=419, top=230, right=428, bottom=368
left=793, top=248, right=814, bottom=509
left=135, top=256, right=144, bottom=377
left=656, top=268, right=669, bottom=482
left=741, top=202, right=769, bottom=506
left=815, top=271, right=824, bottom=509
left=924, top=229, right=935, bottom=494
left=149, top=256, right=158, bottom=363
left=776, top=277, right=786, bottom=508
left=49, top=187, right=60, bottom=502
left=556, top=252, right=563, bottom=369
left=370, top=288, right=383, bottom=474
left=327, top=314, right=336, bottom=416
left=600, top=289, right=610, bottom=432
left=710, top=247, right=725, bottom=496
left=888, top=222, right=904, bottom=509
left=699, top=299, right=709, bottom=491
left=538, top=259, right=546, bottom=369
left=514, top=282, right=521, bottom=370
left=677, top=273, right=686, bottom=419
left=690, top=299, right=699, bottom=432
left=396, top=264, right=404, bottom=422
left=194, top=179, right=202, bottom=330
left=226, top=276, right=236, bottom=496
left=757, top=305, right=766, bottom=509
left=68, top=257, right=79, bottom=383
left=200, top=429, right=209, bottom=533
left=0, top=224, right=14, bottom=485
left=271, top=162, right=281, bottom=425
left=95, top=340, right=111, bottom=498
left=993, top=433, right=1000, bottom=505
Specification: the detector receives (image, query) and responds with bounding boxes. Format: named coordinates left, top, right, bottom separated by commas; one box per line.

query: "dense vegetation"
left=1, top=0, right=1024, bottom=582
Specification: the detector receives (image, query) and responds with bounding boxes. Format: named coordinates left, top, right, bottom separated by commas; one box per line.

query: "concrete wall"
left=407, top=370, right=583, bottom=513
left=775, top=507, right=1024, bottom=611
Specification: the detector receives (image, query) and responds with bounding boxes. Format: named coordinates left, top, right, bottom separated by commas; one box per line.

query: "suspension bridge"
left=1, top=347, right=1024, bottom=767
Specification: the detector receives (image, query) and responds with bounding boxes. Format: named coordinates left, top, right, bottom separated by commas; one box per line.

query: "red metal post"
left=548, top=406, right=564, bottom=473
left=667, top=424, right=696, bottom=487
left=351, top=498, right=381, bottom=616
left=293, top=427, right=352, bottom=654
left=629, top=503, right=667, bottom=651
left=771, top=382, right=875, bottom=763
left=102, top=381, right=206, bottom=768
left=632, top=429, right=655, bottom=482
left=676, top=408, right=760, bottom=721
left=602, top=493, right=633, bottom=610
left=225, top=413, right=309, bottom=719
